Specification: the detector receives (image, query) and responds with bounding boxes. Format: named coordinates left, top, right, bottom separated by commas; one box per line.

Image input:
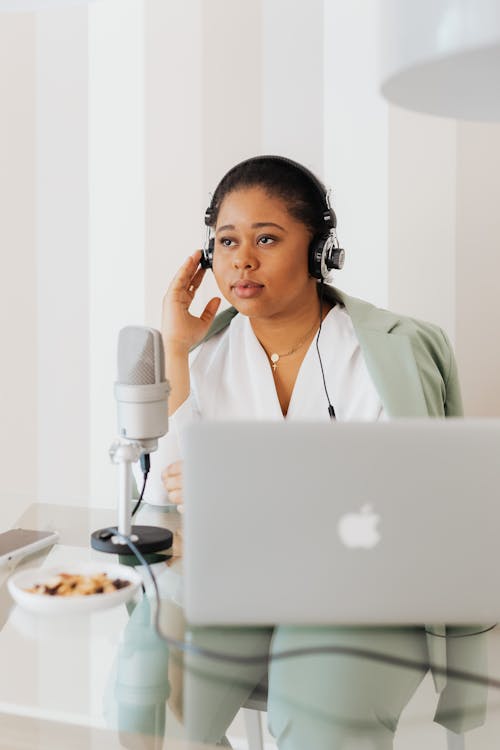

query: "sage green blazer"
left=201, top=284, right=492, bottom=731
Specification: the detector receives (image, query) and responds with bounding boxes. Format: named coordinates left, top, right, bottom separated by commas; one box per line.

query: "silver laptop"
left=183, top=419, right=500, bottom=625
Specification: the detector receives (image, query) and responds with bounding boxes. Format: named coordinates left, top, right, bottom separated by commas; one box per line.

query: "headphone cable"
left=316, top=279, right=336, bottom=420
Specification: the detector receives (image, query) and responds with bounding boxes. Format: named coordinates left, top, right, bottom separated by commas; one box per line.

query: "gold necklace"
left=267, top=319, right=319, bottom=373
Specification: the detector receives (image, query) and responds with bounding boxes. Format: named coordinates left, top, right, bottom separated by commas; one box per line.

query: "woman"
left=160, top=155, right=489, bottom=748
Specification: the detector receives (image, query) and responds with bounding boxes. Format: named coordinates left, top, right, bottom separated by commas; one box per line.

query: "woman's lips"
left=232, top=281, right=264, bottom=299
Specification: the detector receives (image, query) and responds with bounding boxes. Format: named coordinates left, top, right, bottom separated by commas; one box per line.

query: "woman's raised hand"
left=162, top=251, right=221, bottom=352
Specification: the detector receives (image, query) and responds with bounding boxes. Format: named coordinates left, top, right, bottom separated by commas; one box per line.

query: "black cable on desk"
left=131, top=454, right=150, bottom=517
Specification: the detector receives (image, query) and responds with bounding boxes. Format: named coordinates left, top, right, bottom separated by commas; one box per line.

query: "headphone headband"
left=204, top=154, right=337, bottom=231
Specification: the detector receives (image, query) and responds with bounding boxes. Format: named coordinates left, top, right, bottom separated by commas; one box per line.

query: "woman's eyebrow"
left=216, top=222, right=286, bottom=234
left=252, top=222, right=286, bottom=231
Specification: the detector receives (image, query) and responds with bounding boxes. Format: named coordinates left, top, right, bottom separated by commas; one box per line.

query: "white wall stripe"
left=0, top=15, right=37, bottom=520
left=323, top=0, right=389, bottom=307
left=35, top=7, right=90, bottom=505
left=387, top=106, right=457, bottom=340
left=0, top=14, right=37, bottom=511
left=144, top=0, right=204, bottom=328
left=88, top=0, right=145, bottom=506
left=261, top=0, right=324, bottom=172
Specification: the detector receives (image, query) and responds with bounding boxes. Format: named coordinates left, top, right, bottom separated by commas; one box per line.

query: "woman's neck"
left=249, top=294, right=332, bottom=356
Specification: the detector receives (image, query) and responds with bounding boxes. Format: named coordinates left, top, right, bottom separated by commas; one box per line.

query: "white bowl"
left=7, top=562, right=142, bottom=615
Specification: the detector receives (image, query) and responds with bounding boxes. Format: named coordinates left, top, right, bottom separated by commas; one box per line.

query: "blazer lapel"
left=353, top=329, right=429, bottom=417
left=325, top=287, right=429, bottom=418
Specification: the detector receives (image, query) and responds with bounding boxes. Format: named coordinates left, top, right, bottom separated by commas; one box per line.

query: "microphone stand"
left=91, top=438, right=173, bottom=557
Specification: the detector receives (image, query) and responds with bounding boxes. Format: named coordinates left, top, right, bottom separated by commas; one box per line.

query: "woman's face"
left=212, top=186, right=316, bottom=319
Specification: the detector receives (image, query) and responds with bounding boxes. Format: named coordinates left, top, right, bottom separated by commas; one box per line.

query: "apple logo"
left=337, top=504, right=381, bottom=549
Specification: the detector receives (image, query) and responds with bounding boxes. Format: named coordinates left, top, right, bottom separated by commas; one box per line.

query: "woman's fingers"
left=163, top=471, right=183, bottom=491
left=200, top=296, right=222, bottom=323
left=169, top=251, right=203, bottom=295
left=166, top=460, right=183, bottom=477
left=167, top=488, right=183, bottom=504
left=161, top=460, right=183, bottom=504
left=187, top=266, right=207, bottom=296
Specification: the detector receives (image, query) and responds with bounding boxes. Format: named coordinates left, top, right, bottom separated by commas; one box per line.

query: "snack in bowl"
left=8, top=563, right=142, bottom=614
left=25, top=571, right=131, bottom=597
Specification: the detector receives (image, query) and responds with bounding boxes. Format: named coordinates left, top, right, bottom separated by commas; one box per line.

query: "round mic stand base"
left=90, top=525, right=173, bottom=556
left=90, top=438, right=173, bottom=557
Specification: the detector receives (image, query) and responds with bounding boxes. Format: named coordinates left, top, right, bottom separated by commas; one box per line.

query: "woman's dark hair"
left=207, top=155, right=329, bottom=239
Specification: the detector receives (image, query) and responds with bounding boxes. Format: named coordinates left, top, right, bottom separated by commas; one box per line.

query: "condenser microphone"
left=91, top=326, right=173, bottom=557
left=115, top=326, right=170, bottom=453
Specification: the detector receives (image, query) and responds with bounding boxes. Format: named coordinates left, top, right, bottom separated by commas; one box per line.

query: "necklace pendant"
left=270, top=353, right=279, bottom=373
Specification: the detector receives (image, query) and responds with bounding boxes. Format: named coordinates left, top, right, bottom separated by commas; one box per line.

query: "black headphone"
left=200, top=155, right=345, bottom=280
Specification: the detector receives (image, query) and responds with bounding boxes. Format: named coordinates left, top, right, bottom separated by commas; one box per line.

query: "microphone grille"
left=117, top=326, right=165, bottom=385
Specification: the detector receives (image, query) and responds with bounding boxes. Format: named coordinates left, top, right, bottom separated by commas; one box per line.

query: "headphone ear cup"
left=201, top=237, right=215, bottom=270
left=308, top=236, right=327, bottom=280
left=309, top=233, right=346, bottom=279
left=330, top=247, right=345, bottom=270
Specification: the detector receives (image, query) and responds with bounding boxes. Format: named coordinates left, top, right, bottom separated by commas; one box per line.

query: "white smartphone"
left=0, top=528, right=59, bottom=567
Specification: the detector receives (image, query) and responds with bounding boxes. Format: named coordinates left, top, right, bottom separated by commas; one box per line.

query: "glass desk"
left=1, top=501, right=500, bottom=750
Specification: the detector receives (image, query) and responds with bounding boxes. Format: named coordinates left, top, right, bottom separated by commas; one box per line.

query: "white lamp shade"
left=380, top=0, right=500, bottom=121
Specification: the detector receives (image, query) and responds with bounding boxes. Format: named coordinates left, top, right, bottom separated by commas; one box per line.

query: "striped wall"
left=1, top=0, right=500, bottom=515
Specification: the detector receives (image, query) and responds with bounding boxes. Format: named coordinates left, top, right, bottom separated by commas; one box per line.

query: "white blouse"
left=140, top=304, right=386, bottom=505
